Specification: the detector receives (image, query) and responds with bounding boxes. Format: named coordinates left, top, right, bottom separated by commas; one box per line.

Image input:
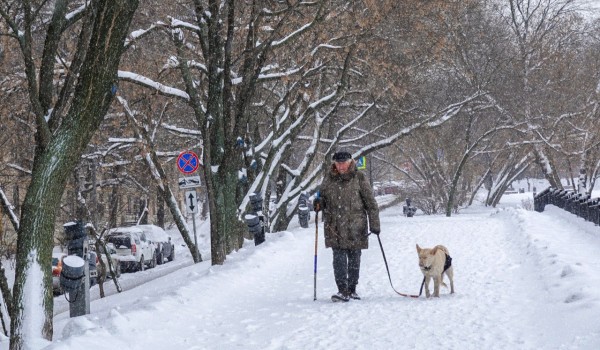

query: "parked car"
left=138, top=224, right=175, bottom=264
left=105, top=227, right=156, bottom=272
left=93, top=242, right=122, bottom=279
left=52, top=252, right=67, bottom=295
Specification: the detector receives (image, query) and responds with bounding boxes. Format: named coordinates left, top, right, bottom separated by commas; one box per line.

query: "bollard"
left=244, top=214, right=264, bottom=245
left=249, top=192, right=263, bottom=214
left=247, top=193, right=266, bottom=245
left=62, top=221, right=90, bottom=317
left=297, top=192, right=310, bottom=228
left=60, top=256, right=85, bottom=294
left=403, top=198, right=417, bottom=217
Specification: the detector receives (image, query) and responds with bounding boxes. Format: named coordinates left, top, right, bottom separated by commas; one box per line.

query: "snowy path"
left=43, top=203, right=600, bottom=350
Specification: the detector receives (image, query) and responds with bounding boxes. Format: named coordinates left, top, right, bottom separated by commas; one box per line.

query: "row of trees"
left=0, top=0, right=599, bottom=348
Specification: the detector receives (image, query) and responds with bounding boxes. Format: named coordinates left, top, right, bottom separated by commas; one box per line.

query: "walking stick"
left=313, top=208, right=319, bottom=301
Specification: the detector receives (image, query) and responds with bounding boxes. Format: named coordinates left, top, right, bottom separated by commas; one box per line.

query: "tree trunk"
left=206, top=167, right=246, bottom=265
left=10, top=1, right=139, bottom=347
left=272, top=210, right=294, bottom=233
left=12, top=144, right=89, bottom=345
left=446, top=154, right=470, bottom=217
left=156, top=186, right=165, bottom=228
left=533, top=146, right=562, bottom=190
left=108, top=177, right=120, bottom=229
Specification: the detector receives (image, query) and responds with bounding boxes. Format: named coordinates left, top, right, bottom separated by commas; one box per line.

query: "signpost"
left=177, top=150, right=201, bottom=256
left=185, top=190, right=199, bottom=256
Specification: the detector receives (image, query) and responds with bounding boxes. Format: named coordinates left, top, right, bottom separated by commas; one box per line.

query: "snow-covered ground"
left=3, top=189, right=600, bottom=349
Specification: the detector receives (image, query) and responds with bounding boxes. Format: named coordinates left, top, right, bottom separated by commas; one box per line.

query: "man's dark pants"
left=332, top=248, right=361, bottom=294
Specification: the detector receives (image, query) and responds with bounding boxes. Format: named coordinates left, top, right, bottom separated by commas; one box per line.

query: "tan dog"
left=416, top=244, right=455, bottom=298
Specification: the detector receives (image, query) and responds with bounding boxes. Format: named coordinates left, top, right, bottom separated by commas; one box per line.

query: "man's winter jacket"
left=320, top=160, right=380, bottom=250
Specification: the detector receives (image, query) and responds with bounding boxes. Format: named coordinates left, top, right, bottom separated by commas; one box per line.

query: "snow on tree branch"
left=118, top=71, right=190, bottom=101
left=5, top=163, right=32, bottom=175
left=169, top=17, right=202, bottom=33
left=65, top=1, right=90, bottom=21
left=311, top=44, right=344, bottom=56
left=0, top=186, right=19, bottom=231
left=161, top=123, right=202, bottom=136
left=125, top=21, right=168, bottom=49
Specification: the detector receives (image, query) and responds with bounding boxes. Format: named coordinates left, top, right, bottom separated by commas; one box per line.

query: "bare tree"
left=0, top=0, right=139, bottom=346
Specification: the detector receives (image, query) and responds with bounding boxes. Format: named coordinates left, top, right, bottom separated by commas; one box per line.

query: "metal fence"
left=534, top=187, right=600, bottom=224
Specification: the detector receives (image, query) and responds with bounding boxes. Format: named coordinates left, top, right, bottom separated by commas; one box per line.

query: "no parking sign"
left=177, top=151, right=200, bottom=174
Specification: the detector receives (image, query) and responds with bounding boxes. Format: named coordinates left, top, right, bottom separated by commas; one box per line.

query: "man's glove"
left=370, top=229, right=380, bottom=236
left=313, top=198, right=322, bottom=212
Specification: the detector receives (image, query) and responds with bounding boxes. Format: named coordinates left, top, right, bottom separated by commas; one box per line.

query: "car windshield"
left=107, top=236, right=131, bottom=249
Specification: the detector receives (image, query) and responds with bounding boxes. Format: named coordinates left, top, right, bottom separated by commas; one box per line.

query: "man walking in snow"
left=313, top=148, right=380, bottom=302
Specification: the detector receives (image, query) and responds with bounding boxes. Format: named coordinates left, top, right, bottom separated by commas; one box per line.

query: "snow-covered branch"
left=0, top=186, right=19, bottom=231
left=125, top=21, right=168, bottom=49
left=118, top=71, right=190, bottom=101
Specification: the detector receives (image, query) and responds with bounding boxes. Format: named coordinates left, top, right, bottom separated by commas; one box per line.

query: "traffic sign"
left=179, top=176, right=201, bottom=189
left=177, top=151, right=200, bottom=174
left=185, top=190, right=198, bottom=214
left=357, top=156, right=367, bottom=170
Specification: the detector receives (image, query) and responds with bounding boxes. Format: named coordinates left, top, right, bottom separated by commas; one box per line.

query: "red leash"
left=375, top=234, right=424, bottom=298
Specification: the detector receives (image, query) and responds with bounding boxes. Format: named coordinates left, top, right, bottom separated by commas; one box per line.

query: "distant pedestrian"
left=313, top=148, right=380, bottom=302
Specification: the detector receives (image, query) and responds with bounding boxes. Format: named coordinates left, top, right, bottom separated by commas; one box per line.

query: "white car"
left=137, top=224, right=175, bottom=264
left=105, top=227, right=156, bottom=272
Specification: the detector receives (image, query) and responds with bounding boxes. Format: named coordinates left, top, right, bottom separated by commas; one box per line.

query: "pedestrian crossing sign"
left=357, top=156, right=367, bottom=170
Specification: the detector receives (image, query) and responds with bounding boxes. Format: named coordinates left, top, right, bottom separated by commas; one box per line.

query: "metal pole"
left=368, top=155, right=373, bottom=187
left=70, top=239, right=90, bottom=317
left=313, top=210, right=319, bottom=301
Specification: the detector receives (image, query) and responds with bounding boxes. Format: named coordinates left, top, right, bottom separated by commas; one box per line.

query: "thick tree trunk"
left=9, top=1, right=139, bottom=347
left=11, top=139, right=91, bottom=346
left=206, top=167, right=245, bottom=265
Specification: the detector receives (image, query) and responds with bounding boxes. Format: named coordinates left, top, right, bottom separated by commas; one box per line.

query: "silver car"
left=105, top=227, right=156, bottom=272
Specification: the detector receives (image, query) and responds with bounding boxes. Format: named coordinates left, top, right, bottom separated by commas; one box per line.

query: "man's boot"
left=348, top=285, right=361, bottom=300
left=331, top=284, right=349, bottom=302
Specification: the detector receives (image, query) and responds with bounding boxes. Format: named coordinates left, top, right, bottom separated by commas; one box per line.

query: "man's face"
left=335, top=159, right=352, bottom=174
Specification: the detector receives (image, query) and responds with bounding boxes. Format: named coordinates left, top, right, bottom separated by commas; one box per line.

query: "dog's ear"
left=430, top=246, right=438, bottom=255
left=416, top=244, right=421, bottom=253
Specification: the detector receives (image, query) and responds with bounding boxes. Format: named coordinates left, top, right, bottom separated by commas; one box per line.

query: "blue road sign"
left=356, top=156, right=367, bottom=170
left=177, top=151, right=200, bottom=174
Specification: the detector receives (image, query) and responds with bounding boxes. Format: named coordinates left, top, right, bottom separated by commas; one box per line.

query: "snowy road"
left=34, top=196, right=600, bottom=349
left=52, top=251, right=194, bottom=316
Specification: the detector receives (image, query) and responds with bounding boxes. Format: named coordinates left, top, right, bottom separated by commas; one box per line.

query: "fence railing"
left=534, top=187, right=600, bottom=224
